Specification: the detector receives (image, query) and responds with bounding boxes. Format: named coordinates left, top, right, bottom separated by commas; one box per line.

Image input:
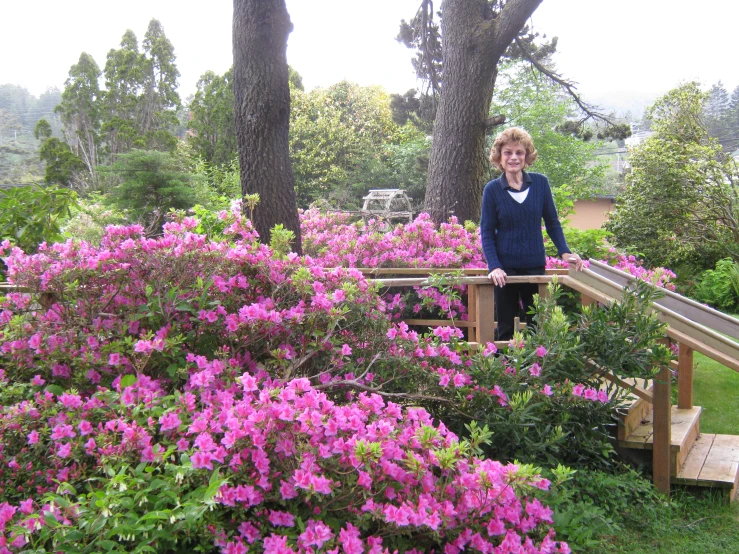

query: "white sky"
left=1, top=0, right=737, bottom=110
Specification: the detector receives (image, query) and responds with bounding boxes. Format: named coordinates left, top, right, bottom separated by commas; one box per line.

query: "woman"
left=480, top=127, right=584, bottom=341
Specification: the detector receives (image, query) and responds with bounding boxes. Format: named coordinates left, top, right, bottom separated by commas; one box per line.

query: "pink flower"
left=542, top=384, right=553, bottom=397
left=56, top=443, right=72, bottom=458
left=191, top=451, right=214, bottom=470
left=572, top=384, right=584, bottom=397
left=299, top=520, right=334, bottom=549
left=483, top=342, right=498, bottom=357
left=134, top=340, right=153, bottom=354
left=31, top=375, right=45, bottom=386
left=584, top=388, right=598, bottom=401
left=341, top=343, right=352, bottom=356
left=78, top=420, right=93, bottom=435
left=19, top=499, right=34, bottom=515
left=108, top=352, right=122, bottom=365
left=50, top=424, right=75, bottom=440
left=223, top=541, right=248, bottom=554
left=529, top=363, right=542, bottom=377
left=338, top=523, right=364, bottom=554
left=27, top=431, right=39, bottom=444
left=536, top=346, right=548, bottom=357
left=59, top=392, right=83, bottom=409
left=159, top=412, right=182, bottom=432
left=267, top=510, right=295, bottom=527
left=598, top=390, right=609, bottom=403
left=262, top=534, right=296, bottom=553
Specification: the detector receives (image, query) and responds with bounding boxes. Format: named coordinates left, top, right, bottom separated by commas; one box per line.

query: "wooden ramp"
left=565, top=261, right=739, bottom=500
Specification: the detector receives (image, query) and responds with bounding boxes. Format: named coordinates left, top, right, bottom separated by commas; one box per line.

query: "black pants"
left=494, top=266, right=545, bottom=341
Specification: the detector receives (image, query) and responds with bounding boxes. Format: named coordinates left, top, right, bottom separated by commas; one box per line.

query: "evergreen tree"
left=39, top=138, right=87, bottom=187
left=33, top=119, right=52, bottom=141
left=606, top=83, right=739, bottom=270
left=704, top=81, right=731, bottom=148
left=55, top=52, right=102, bottom=176
left=106, top=149, right=200, bottom=231
left=140, top=19, right=181, bottom=152
left=188, top=68, right=237, bottom=166
left=103, top=29, right=145, bottom=157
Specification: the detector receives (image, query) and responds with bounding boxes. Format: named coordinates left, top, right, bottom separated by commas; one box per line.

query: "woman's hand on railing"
left=487, top=268, right=507, bottom=287
left=562, top=253, right=584, bottom=271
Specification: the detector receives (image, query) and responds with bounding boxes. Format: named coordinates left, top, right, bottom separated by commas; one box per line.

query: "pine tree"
left=704, top=81, right=731, bottom=148
left=140, top=19, right=181, bottom=152
left=55, top=52, right=102, bottom=176
left=103, top=30, right=145, bottom=157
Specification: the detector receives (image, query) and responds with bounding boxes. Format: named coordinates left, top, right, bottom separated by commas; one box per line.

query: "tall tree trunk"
left=423, top=0, right=543, bottom=224
left=233, top=0, right=302, bottom=254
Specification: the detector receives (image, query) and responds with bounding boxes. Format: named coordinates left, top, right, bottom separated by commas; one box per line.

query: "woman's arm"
left=480, top=183, right=502, bottom=271
left=541, top=176, right=584, bottom=271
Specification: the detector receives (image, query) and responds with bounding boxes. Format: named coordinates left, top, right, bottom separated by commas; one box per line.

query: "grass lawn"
left=597, top=489, right=739, bottom=553
left=684, top=353, right=739, bottom=434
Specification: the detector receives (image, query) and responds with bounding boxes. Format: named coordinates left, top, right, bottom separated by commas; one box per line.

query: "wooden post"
left=468, top=284, right=478, bottom=343
left=476, top=284, right=495, bottom=345
left=537, top=283, right=549, bottom=300
left=677, top=343, right=694, bottom=410
left=652, top=364, right=672, bottom=496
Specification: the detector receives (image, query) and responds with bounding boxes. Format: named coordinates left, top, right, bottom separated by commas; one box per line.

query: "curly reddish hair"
left=489, top=127, right=538, bottom=171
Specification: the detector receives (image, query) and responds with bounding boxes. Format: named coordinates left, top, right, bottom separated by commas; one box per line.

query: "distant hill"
left=581, top=91, right=659, bottom=121
left=0, top=84, right=62, bottom=184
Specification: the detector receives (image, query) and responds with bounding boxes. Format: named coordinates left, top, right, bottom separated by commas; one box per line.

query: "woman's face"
left=500, top=142, right=526, bottom=174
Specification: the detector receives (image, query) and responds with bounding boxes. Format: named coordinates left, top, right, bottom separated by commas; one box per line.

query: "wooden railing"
left=364, top=263, right=739, bottom=496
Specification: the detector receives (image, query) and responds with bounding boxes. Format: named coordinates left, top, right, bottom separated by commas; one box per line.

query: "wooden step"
left=612, top=378, right=653, bottom=441
left=674, top=434, right=739, bottom=502
left=618, top=406, right=702, bottom=476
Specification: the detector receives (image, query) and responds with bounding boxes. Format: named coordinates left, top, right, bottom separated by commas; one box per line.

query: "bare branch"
left=315, top=378, right=453, bottom=405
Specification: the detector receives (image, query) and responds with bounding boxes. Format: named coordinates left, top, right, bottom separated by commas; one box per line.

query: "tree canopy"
left=606, top=82, right=739, bottom=271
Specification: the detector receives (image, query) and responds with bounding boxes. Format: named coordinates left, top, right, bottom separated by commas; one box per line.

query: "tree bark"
left=233, top=0, right=302, bottom=254
left=423, top=0, right=543, bottom=224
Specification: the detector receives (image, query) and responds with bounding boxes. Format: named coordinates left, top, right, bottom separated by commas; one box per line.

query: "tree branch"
left=485, top=114, right=507, bottom=131
left=494, top=0, right=543, bottom=54
left=514, top=36, right=614, bottom=125
left=314, top=378, right=452, bottom=405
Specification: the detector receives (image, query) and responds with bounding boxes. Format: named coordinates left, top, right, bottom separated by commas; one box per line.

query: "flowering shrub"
left=0, top=212, right=575, bottom=552
left=0, top=209, right=674, bottom=552
left=301, top=209, right=675, bottom=324
left=0, top=374, right=572, bottom=553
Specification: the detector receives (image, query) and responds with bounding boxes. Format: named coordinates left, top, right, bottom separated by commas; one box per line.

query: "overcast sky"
left=2, top=0, right=737, bottom=112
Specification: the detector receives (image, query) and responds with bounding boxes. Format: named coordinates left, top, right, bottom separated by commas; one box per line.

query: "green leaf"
left=120, top=374, right=137, bottom=390
left=44, top=511, right=61, bottom=528
left=46, top=384, right=65, bottom=397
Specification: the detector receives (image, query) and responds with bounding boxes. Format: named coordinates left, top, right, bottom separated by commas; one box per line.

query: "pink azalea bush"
left=302, top=210, right=675, bottom=323
left=0, top=211, right=575, bottom=553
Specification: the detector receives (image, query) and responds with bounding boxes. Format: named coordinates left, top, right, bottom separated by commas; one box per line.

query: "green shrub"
left=694, top=258, right=739, bottom=312
left=541, top=465, right=665, bottom=552
left=0, top=185, right=77, bottom=254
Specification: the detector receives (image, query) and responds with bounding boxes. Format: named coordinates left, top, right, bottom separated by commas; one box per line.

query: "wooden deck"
left=675, top=433, right=739, bottom=500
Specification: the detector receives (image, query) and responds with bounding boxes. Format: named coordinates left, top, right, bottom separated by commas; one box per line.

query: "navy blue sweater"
left=480, top=171, right=570, bottom=271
